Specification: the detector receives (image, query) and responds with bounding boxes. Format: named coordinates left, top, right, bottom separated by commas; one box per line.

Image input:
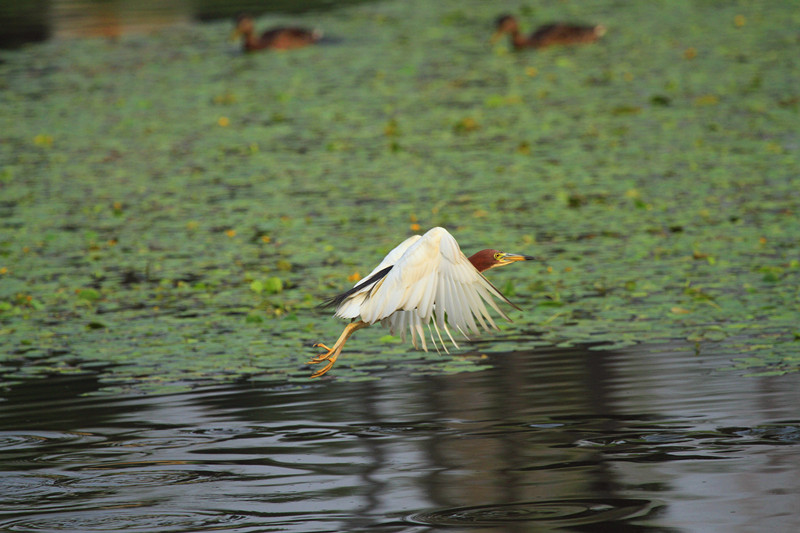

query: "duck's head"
left=232, top=14, right=255, bottom=40
left=491, top=14, right=520, bottom=42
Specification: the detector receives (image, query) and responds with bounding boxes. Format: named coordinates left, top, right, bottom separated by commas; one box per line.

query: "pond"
left=2, top=343, right=798, bottom=531
left=1, top=0, right=799, bottom=530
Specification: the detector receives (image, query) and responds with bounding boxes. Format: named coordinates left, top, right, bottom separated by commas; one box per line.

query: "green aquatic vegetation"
left=1, top=0, right=799, bottom=393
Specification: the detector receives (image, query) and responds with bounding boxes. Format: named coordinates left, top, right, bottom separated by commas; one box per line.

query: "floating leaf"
left=264, top=277, right=284, bottom=294
left=77, top=289, right=101, bottom=301
left=250, top=280, right=264, bottom=294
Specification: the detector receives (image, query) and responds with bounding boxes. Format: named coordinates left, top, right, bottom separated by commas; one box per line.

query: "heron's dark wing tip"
left=508, top=299, right=522, bottom=311
left=317, top=265, right=394, bottom=310
left=317, top=296, right=337, bottom=310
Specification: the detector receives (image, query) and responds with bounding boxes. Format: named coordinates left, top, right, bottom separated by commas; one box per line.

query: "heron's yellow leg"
left=308, top=320, right=369, bottom=378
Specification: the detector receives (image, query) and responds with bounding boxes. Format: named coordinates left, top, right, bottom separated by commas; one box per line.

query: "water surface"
left=2, top=343, right=797, bottom=532
left=1, top=1, right=799, bottom=529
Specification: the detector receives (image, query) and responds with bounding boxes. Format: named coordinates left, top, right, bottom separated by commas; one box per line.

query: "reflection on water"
left=1, top=343, right=798, bottom=532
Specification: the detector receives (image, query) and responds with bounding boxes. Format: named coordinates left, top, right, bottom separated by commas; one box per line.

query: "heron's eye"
left=494, top=253, right=503, bottom=261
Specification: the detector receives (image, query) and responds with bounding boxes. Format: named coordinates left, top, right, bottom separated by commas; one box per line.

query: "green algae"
left=1, top=0, right=799, bottom=393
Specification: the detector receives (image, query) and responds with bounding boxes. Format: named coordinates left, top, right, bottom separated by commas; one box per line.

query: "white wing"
left=359, top=227, right=513, bottom=350
left=334, top=234, right=421, bottom=319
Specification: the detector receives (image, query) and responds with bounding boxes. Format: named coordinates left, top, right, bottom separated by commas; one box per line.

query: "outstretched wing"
left=359, top=227, right=514, bottom=349
left=330, top=234, right=421, bottom=319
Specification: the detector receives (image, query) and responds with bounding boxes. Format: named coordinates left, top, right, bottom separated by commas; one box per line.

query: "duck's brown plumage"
left=233, top=15, right=322, bottom=52
left=493, top=15, right=605, bottom=50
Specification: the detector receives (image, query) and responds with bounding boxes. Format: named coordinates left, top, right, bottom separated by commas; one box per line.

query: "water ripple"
left=0, top=510, right=242, bottom=532
left=0, top=431, right=103, bottom=451
left=406, top=498, right=658, bottom=527
left=718, top=422, right=800, bottom=445
left=0, top=474, right=95, bottom=508
left=566, top=420, right=800, bottom=460
left=60, top=469, right=226, bottom=489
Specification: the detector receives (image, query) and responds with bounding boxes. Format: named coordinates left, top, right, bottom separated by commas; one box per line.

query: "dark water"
left=1, top=344, right=798, bottom=532
left=0, top=0, right=367, bottom=48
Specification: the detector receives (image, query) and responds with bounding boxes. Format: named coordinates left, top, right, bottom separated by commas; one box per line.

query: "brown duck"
left=492, top=15, right=605, bottom=50
left=233, top=14, right=322, bottom=52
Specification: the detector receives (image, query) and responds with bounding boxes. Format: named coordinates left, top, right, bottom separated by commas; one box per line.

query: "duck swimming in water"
left=492, top=15, right=605, bottom=50
left=233, top=14, right=322, bottom=52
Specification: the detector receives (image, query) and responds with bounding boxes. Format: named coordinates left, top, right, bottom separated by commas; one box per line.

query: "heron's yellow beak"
left=490, top=30, right=503, bottom=44
left=230, top=28, right=242, bottom=42
left=497, top=252, right=536, bottom=264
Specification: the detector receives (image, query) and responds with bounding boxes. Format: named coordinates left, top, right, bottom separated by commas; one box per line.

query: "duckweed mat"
left=1, top=0, right=798, bottom=393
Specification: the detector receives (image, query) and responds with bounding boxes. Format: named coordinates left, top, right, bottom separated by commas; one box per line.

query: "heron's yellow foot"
left=308, top=351, right=340, bottom=378
left=307, top=342, right=344, bottom=378
left=306, top=343, right=334, bottom=363
left=306, top=320, right=369, bottom=378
